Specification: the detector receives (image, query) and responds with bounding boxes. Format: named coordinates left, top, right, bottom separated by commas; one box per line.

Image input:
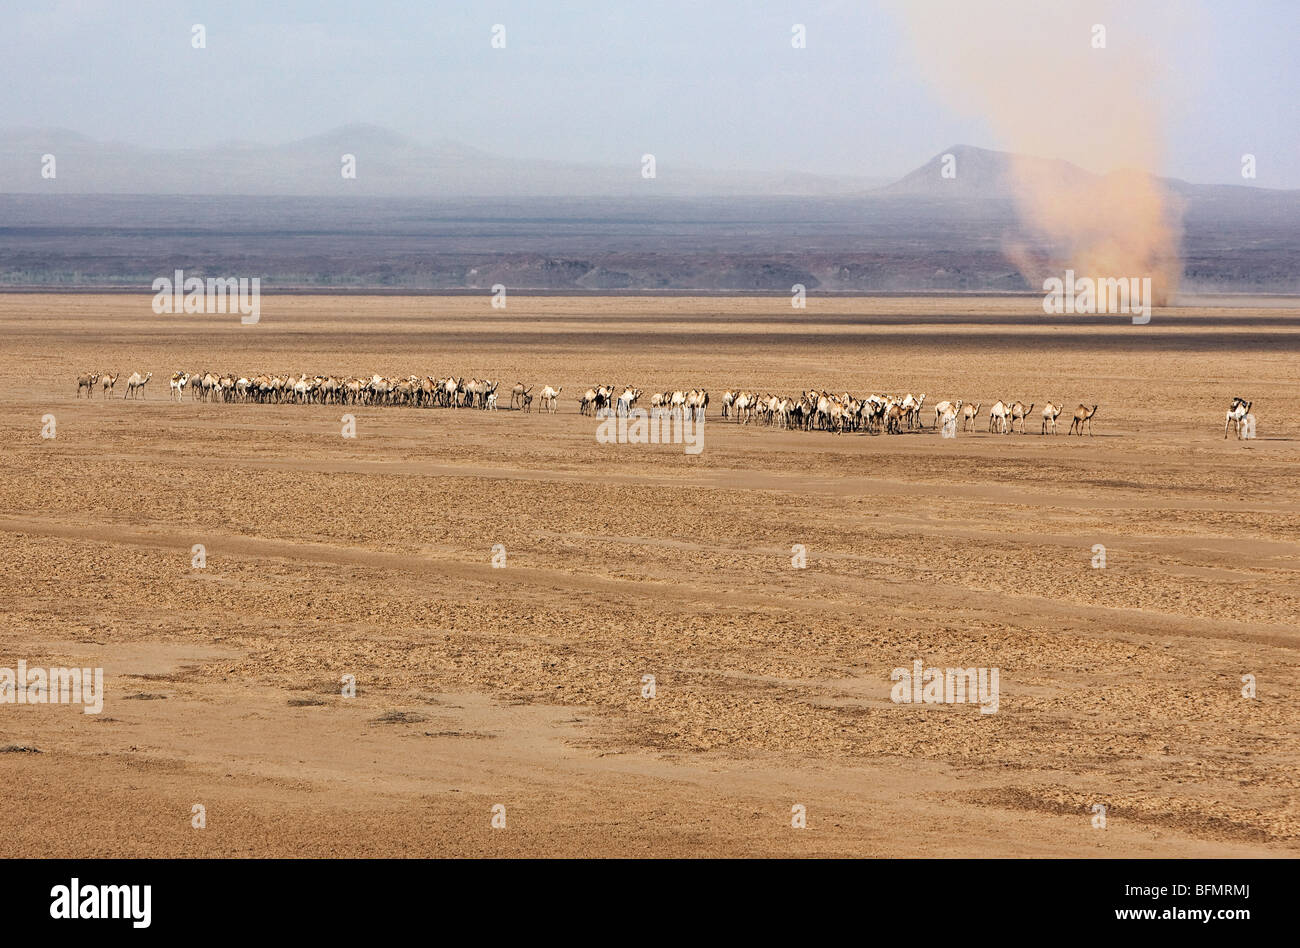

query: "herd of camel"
left=76, top=370, right=563, bottom=412
left=718, top=391, right=1100, bottom=435
left=580, top=386, right=1100, bottom=434
left=76, top=370, right=152, bottom=399
left=71, top=371, right=1257, bottom=439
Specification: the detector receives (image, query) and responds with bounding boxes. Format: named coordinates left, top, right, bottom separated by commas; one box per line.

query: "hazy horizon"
left=4, top=125, right=1297, bottom=195
left=3, top=0, right=1297, bottom=187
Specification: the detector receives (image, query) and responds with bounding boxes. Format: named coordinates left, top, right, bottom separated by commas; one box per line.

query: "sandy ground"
left=1, top=294, right=1297, bottom=857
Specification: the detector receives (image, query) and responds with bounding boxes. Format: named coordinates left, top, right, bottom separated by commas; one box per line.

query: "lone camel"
left=1068, top=404, right=1098, bottom=436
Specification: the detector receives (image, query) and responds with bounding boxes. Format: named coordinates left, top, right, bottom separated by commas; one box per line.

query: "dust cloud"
left=886, top=0, right=1185, bottom=303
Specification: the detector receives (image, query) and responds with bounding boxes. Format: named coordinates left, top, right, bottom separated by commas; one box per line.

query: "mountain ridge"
left=0, top=126, right=1294, bottom=200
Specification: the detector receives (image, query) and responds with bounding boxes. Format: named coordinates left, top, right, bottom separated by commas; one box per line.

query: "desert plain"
left=0, top=293, right=1297, bottom=857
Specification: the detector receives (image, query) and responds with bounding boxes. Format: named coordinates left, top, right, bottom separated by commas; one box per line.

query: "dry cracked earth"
left=1, top=294, right=1297, bottom=857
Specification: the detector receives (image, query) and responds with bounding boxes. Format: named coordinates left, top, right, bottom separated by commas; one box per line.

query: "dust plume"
left=886, top=0, right=1184, bottom=304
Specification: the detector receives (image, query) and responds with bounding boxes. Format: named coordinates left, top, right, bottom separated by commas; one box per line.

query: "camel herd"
left=74, top=370, right=543, bottom=410
left=577, top=386, right=709, bottom=420
left=69, top=371, right=1258, bottom=441
left=77, top=371, right=154, bottom=399
left=717, top=390, right=1103, bottom=436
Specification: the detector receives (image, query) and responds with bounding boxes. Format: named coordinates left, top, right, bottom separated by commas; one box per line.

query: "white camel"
left=124, top=371, right=152, bottom=399
left=988, top=400, right=1009, bottom=434
left=1040, top=401, right=1063, bottom=435
left=169, top=372, right=190, bottom=402
left=1225, top=397, right=1252, bottom=439
left=932, top=399, right=962, bottom=429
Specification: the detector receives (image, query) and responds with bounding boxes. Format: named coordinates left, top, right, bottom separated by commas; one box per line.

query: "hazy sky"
left=5, top=0, right=1298, bottom=186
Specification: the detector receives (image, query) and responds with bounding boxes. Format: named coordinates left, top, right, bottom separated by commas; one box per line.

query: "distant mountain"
left=872, top=143, right=1296, bottom=202
left=873, top=144, right=1081, bottom=198
left=3, top=128, right=1296, bottom=295
left=3, top=129, right=1292, bottom=202
left=0, top=123, right=890, bottom=197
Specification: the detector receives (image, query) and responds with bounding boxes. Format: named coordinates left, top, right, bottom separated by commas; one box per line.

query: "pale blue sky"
left=5, top=0, right=1298, bottom=186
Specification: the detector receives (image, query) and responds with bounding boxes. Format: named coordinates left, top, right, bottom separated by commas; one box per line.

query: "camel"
left=899, top=393, right=919, bottom=429
left=617, top=387, right=641, bottom=416
left=734, top=392, right=755, bottom=425
left=932, top=399, right=962, bottom=429
left=123, top=371, right=152, bottom=399
left=1009, top=401, right=1035, bottom=434
left=76, top=372, right=100, bottom=398
left=860, top=395, right=886, bottom=434
left=1068, top=404, right=1098, bottom=436
left=826, top=398, right=848, bottom=434
left=900, top=393, right=925, bottom=430
left=811, top=392, right=833, bottom=431
left=1040, top=401, right=1063, bottom=435
left=540, top=385, right=562, bottom=414
left=885, top=402, right=905, bottom=434
left=321, top=377, right=339, bottom=405
left=579, top=384, right=614, bottom=416
left=774, top=396, right=794, bottom=429
left=199, top=372, right=220, bottom=402
left=588, top=385, right=614, bottom=416
left=509, top=382, right=531, bottom=410
left=839, top=394, right=860, bottom=431
left=99, top=372, right=120, bottom=397
left=988, top=401, right=1009, bottom=434
left=789, top=396, right=810, bottom=431
left=939, top=407, right=960, bottom=436
left=169, top=372, right=190, bottom=402
left=520, top=392, right=534, bottom=412
left=462, top=378, right=486, bottom=408
left=961, top=402, right=981, bottom=432
left=1225, top=397, right=1252, bottom=439
left=388, top=377, right=415, bottom=406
